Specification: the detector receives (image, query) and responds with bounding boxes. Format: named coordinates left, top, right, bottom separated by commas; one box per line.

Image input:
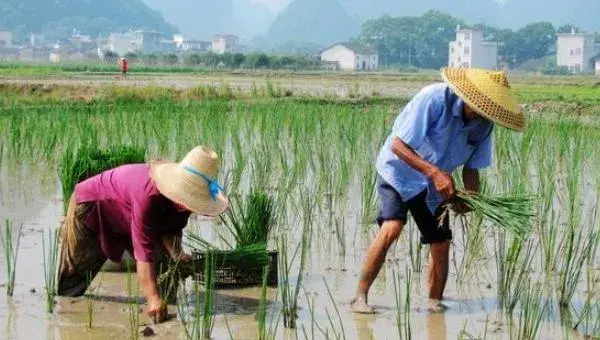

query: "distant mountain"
left=142, top=0, right=233, bottom=40
left=0, top=0, right=177, bottom=42
left=262, top=0, right=359, bottom=50
left=232, top=0, right=275, bottom=39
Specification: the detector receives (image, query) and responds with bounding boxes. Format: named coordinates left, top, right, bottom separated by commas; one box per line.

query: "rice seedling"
left=279, top=221, right=311, bottom=330
left=393, top=268, right=412, bottom=340
left=177, top=280, right=202, bottom=340
left=494, top=231, right=535, bottom=315
left=202, top=251, right=216, bottom=339
left=454, top=191, right=534, bottom=239
left=86, top=271, right=104, bottom=329
left=219, top=191, right=276, bottom=249
left=515, top=280, right=548, bottom=340
left=0, top=219, right=22, bottom=296
left=322, top=277, right=346, bottom=340
left=42, top=228, right=59, bottom=313
left=257, top=265, right=279, bottom=340
left=126, top=261, right=140, bottom=340
left=58, top=145, right=146, bottom=213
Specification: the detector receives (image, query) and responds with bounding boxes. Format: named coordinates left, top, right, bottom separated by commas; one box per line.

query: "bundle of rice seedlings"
left=59, top=145, right=146, bottom=213
left=219, top=191, right=276, bottom=249
left=453, top=190, right=534, bottom=239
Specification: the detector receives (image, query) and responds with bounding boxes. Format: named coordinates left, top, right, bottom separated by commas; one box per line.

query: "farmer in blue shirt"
left=350, top=68, right=525, bottom=313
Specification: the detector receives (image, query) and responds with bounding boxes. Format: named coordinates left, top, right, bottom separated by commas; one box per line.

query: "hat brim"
left=150, top=163, right=229, bottom=217
left=441, top=68, right=525, bottom=131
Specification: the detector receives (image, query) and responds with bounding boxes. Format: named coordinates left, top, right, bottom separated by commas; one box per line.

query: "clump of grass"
left=0, top=220, right=22, bottom=296
left=59, top=145, right=146, bottom=213
left=454, top=191, right=534, bottom=239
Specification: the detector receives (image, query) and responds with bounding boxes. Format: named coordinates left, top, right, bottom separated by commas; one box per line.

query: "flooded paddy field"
left=1, top=78, right=600, bottom=339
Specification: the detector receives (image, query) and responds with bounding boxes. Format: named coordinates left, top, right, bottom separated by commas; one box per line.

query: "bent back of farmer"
left=57, top=146, right=229, bottom=324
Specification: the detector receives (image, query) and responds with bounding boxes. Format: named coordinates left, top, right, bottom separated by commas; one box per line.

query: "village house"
left=448, top=27, right=498, bottom=70
left=556, top=29, right=600, bottom=73
left=132, top=30, right=162, bottom=53
left=173, top=35, right=211, bottom=52
left=211, top=34, right=239, bottom=54
left=320, top=42, right=379, bottom=71
left=101, top=32, right=135, bottom=56
left=593, top=54, right=600, bottom=76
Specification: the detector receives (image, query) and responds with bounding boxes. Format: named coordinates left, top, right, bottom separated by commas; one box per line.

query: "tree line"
left=356, top=10, right=595, bottom=69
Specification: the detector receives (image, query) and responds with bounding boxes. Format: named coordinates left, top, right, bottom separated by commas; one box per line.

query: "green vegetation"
left=59, top=146, right=146, bottom=213
left=0, top=220, right=23, bottom=296
left=42, top=228, right=59, bottom=313
left=1, top=78, right=600, bottom=338
left=455, top=191, right=534, bottom=239
left=219, top=191, right=276, bottom=249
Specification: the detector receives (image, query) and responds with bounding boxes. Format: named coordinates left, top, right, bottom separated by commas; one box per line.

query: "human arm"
left=161, top=234, right=191, bottom=263
left=136, top=261, right=167, bottom=324
left=391, top=137, right=456, bottom=200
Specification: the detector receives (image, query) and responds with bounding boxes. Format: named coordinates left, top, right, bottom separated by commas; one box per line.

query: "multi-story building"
left=211, top=34, right=239, bottom=54
left=557, top=29, right=600, bottom=73
left=173, top=35, right=211, bottom=52
left=448, top=27, right=498, bottom=70
left=133, top=30, right=162, bottom=53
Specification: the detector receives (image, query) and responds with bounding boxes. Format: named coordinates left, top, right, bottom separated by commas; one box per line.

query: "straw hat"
left=441, top=67, right=525, bottom=131
left=150, top=146, right=228, bottom=216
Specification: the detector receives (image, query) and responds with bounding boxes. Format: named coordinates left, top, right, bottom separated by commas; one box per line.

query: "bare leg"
left=350, top=220, right=404, bottom=313
left=428, top=241, right=450, bottom=301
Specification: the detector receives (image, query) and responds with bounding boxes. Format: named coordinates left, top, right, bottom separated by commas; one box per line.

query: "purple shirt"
left=75, top=164, right=191, bottom=262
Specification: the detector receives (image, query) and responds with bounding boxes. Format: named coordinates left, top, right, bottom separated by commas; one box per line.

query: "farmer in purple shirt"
left=57, top=146, right=228, bottom=323
left=350, top=68, right=525, bottom=313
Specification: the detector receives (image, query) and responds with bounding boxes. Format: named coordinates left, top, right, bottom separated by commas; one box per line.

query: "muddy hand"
left=147, top=296, right=168, bottom=324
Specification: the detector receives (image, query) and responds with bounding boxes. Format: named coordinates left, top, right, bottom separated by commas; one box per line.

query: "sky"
left=252, top=0, right=289, bottom=13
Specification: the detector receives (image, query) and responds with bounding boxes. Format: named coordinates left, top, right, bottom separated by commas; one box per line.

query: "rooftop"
left=324, top=42, right=378, bottom=54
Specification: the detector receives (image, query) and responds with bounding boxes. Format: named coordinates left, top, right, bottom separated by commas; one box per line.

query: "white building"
left=211, top=34, right=239, bottom=54
left=449, top=27, right=498, bottom=69
left=174, top=34, right=211, bottom=52
left=557, top=29, right=600, bottom=73
left=320, top=42, right=379, bottom=71
left=133, top=30, right=162, bottom=53
left=0, top=30, right=13, bottom=48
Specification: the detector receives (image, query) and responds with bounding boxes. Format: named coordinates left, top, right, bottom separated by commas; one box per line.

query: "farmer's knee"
left=380, top=220, right=404, bottom=244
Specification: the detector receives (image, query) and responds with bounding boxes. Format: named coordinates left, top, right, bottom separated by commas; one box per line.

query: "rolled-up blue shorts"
left=376, top=175, right=451, bottom=244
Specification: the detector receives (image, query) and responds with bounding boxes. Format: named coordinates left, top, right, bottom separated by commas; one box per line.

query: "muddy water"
left=0, top=187, right=575, bottom=340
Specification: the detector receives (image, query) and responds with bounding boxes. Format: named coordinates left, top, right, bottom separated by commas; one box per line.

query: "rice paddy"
left=1, top=73, right=600, bottom=339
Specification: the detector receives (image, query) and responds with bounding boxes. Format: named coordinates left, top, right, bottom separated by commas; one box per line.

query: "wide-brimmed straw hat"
left=441, top=67, right=525, bottom=131
left=150, top=146, right=228, bottom=216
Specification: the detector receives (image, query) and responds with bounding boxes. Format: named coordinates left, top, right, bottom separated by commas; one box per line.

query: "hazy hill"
left=142, top=0, right=274, bottom=40
left=262, top=0, right=359, bottom=49
left=0, top=0, right=177, bottom=42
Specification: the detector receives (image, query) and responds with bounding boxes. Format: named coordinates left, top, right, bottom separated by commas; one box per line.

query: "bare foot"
left=427, top=299, right=448, bottom=313
left=349, top=296, right=377, bottom=314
